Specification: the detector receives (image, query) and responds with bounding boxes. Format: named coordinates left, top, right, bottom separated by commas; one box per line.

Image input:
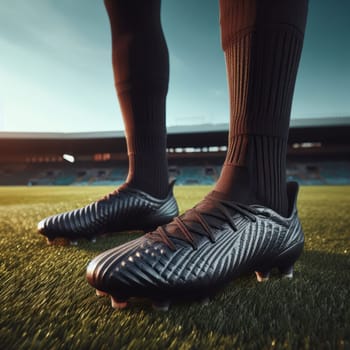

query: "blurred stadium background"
left=0, top=116, right=349, bottom=187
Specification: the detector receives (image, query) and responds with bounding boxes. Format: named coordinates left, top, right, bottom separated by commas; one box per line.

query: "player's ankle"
left=214, top=165, right=288, bottom=216
left=126, top=176, right=169, bottom=199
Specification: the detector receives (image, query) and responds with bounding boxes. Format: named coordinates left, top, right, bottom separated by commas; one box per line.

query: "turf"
left=0, top=185, right=349, bottom=350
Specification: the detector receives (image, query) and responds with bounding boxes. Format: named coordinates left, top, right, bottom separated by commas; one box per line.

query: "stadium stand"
left=0, top=117, right=349, bottom=186
left=19, top=162, right=350, bottom=187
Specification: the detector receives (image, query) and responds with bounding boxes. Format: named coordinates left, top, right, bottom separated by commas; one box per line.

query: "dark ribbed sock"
left=104, top=0, right=169, bottom=198
left=215, top=0, right=308, bottom=216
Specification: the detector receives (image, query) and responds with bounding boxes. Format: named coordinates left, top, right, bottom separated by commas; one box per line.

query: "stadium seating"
left=1, top=161, right=349, bottom=186
left=286, top=161, right=350, bottom=185
left=173, top=166, right=221, bottom=185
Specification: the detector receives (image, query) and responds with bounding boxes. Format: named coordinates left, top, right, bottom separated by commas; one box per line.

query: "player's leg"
left=86, top=0, right=308, bottom=310
left=105, top=0, right=169, bottom=199
left=37, top=0, right=178, bottom=244
left=215, top=0, right=308, bottom=217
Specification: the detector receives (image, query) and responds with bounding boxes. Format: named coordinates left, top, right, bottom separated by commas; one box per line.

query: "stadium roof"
left=1, top=117, right=349, bottom=158
left=0, top=117, right=349, bottom=140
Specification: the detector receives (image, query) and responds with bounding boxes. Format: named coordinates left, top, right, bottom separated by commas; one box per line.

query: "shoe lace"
left=147, top=195, right=260, bottom=251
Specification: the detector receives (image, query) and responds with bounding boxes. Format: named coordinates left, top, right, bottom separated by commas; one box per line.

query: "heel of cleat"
left=255, top=271, right=271, bottom=282
left=96, top=289, right=109, bottom=297
left=152, top=300, right=170, bottom=312
left=274, top=242, right=303, bottom=280
left=111, top=296, right=128, bottom=309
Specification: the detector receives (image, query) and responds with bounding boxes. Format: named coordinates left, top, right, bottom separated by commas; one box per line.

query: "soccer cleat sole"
left=255, top=264, right=295, bottom=282
left=96, top=289, right=109, bottom=297
left=254, top=240, right=302, bottom=281
left=279, top=266, right=294, bottom=279
left=93, top=289, right=210, bottom=311
left=46, top=236, right=97, bottom=246
left=92, top=264, right=297, bottom=311
left=152, top=300, right=170, bottom=312
left=111, top=297, right=128, bottom=310
left=46, top=237, right=71, bottom=246
left=255, top=271, right=271, bottom=282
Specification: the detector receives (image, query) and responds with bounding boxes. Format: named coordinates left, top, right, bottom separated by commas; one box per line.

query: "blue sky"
left=0, top=0, right=349, bottom=132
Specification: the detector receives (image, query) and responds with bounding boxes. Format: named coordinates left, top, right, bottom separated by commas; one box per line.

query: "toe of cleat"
left=152, top=300, right=170, bottom=312
left=255, top=271, right=271, bottom=282
left=96, top=289, right=109, bottom=297
left=111, top=296, right=128, bottom=309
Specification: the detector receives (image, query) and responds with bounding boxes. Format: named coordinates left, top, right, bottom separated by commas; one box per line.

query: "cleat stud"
left=46, top=237, right=70, bottom=246
left=96, top=289, right=108, bottom=297
left=70, top=240, right=78, bottom=246
left=255, top=271, right=270, bottom=282
left=279, top=265, right=294, bottom=279
left=200, top=297, right=210, bottom=306
left=111, top=296, right=128, bottom=309
left=282, top=272, right=294, bottom=279
left=152, top=301, right=170, bottom=312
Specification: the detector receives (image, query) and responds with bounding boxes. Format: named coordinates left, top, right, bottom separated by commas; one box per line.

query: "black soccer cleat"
left=86, top=182, right=304, bottom=310
left=38, top=180, right=178, bottom=244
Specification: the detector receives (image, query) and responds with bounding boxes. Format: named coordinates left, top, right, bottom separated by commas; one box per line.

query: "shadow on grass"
left=63, top=231, right=143, bottom=253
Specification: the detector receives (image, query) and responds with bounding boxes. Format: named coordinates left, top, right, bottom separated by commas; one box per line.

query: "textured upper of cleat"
left=86, top=182, right=304, bottom=300
left=38, top=181, right=178, bottom=240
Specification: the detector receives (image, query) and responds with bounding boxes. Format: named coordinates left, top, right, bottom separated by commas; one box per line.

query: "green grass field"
left=0, top=186, right=349, bottom=350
